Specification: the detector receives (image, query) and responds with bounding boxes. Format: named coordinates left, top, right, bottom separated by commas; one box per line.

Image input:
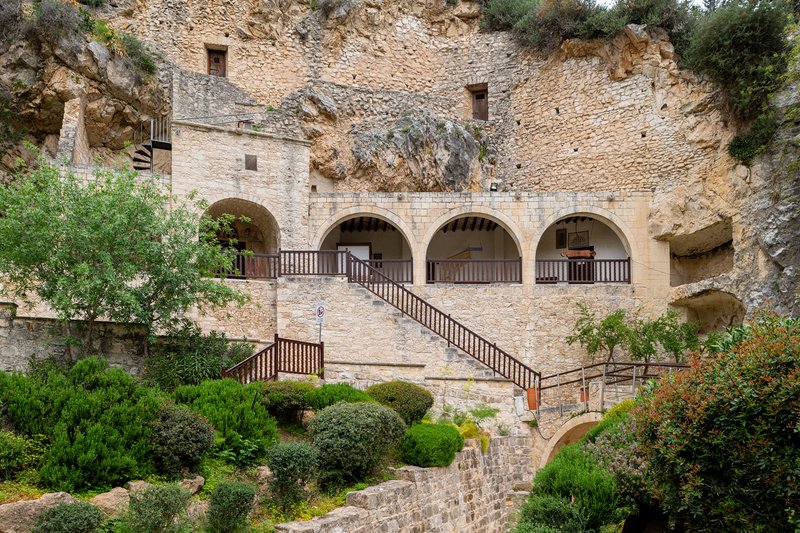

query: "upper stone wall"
left=109, top=0, right=735, bottom=194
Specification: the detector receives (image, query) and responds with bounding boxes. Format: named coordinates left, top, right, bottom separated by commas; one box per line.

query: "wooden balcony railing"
left=426, top=259, right=522, bottom=284
left=229, top=253, right=280, bottom=280
left=222, top=334, right=324, bottom=384
left=363, top=259, right=412, bottom=284
left=535, top=258, right=630, bottom=284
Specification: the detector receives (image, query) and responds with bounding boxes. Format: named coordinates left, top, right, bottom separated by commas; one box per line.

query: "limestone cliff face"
left=2, top=0, right=797, bottom=315
left=0, top=12, right=168, bottom=173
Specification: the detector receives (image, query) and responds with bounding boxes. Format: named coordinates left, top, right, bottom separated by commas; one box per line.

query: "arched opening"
left=319, top=215, right=413, bottom=283
left=538, top=412, right=603, bottom=469
left=425, top=215, right=522, bottom=284
left=535, top=215, right=630, bottom=284
left=206, top=198, right=281, bottom=279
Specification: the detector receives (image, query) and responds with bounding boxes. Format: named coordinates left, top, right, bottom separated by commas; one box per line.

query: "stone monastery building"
left=11, top=0, right=783, bottom=430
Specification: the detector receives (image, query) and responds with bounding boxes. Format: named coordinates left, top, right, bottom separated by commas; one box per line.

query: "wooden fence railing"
left=364, top=259, right=412, bottom=284
left=426, top=258, right=522, bottom=284
left=229, top=253, right=280, bottom=280
left=533, top=361, right=688, bottom=412
left=222, top=334, right=324, bottom=384
left=346, top=254, right=539, bottom=391
left=535, top=258, right=630, bottom=284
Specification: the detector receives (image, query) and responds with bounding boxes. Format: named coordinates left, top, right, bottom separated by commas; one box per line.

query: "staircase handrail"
left=222, top=334, right=324, bottom=383
left=345, top=252, right=540, bottom=391
left=539, top=361, right=689, bottom=391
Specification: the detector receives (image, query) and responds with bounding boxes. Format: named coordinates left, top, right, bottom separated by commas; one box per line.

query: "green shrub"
left=120, top=33, right=157, bottom=75
left=401, top=424, right=464, bottom=467
left=125, top=484, right=190, bottom=533
left=147, top=325, right=254, bottom=390
left=206, top=482, right=256, bottom=533
left=581, top=399, right=634, bottom=443
left=727, top=111, right=779, bottom=165
left=0, top=431, right=25, bottom=481
left=32, top=502, right=103, bottom=533
left=683, top=1, right=788, bottom=121
left=150, top=404, right=215, bottom=478
left=309, top=401, right=405, bottom=486
left=305, top=383, right=373, bottom=411
left=526, top=444, right=626, bottom=531
left=262, top=380, right=314, bottom=424
left=635, top=314, right=800, bottom=531
left=482, top=0, right=538, bottom=30
left=173, top=379, right=278, bottom=465
left=266, top=443, right=318, bottom=508
left=516, top=494, right=587, bottom=532
left=512, top=0, right=599, bottom=53
left=32, top=0, right=84, bottom=42
left=365, top=381, right=434, bottom=426
left=1, top=358, right=165, bottom=492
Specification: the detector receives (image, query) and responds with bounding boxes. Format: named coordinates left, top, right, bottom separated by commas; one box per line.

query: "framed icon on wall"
left=556, top=228, right=567, bottom=249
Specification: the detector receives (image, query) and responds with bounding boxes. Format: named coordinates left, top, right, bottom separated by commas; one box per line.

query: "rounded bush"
left=401, top=424, right=464, bottom=467
left=150, top=404, right=215, bottom=478
left=207, top=482, right=256, bottom=533
left=262, top=380, right=314, bottom=424
left=32, top=502, right=103, bottom=533
left=173, top=379, right=278, bottom=465
left=126, top=484, right=190, bottom=533
left=305, top=383, right=373, bottom=411
left=309, top=402, right=405, bottom=486
left=365, top=381, right=433, bottom=426
left=266, top=443, right=318, bottom=507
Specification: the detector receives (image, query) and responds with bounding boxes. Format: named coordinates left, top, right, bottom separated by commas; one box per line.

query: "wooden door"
left=472, top=90, right=488, bottom=120
left=208, top=50, right=227, bottom=77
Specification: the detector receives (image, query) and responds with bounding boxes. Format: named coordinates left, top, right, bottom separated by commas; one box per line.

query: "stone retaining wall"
left=276, top=435, right=534, bottom=533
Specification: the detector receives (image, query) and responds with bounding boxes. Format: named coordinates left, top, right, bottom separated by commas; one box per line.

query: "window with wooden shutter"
left=208, top=49, right=227, bottom=77
left=245, top=154, right=257, bottom=171
left=471, top=89, right=488, bottom=121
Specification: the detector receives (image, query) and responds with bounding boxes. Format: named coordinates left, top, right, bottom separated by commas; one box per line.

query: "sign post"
left=315, top=301, right=326, bottom=343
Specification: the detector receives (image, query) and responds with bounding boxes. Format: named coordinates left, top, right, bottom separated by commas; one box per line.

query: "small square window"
left=466, top=83, right=489, bottom=121
left=245, top=154, right=257, bottom=171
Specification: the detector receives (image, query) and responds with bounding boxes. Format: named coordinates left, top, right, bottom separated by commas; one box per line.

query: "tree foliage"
left=566, top=303, right=699, bottom=363
left=0, top=162, right=247, bottom=355
left=635, top=314, right=800, bottom=531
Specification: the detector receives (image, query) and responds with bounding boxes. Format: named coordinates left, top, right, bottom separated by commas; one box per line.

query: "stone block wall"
left=276, top=435, right=534, bottom=533
left=170, top=121, right=311, bottom=250
left=0, top=304, right=146, bottom=375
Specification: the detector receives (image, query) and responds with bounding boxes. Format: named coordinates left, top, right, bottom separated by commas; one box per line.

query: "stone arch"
left=312, top=206, right=417, bottom=254
left=422, top=207, right=527, bottom=261
left=206, top=197, right=281, bottom=254
left=535, top=207, right=636, bottom=259
left=534, top=207, right=636, bottom=284
left=539, top=412, right=603, bottom=470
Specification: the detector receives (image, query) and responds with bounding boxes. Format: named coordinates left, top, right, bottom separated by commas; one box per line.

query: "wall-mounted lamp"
left=607, top=193, right=615, bottom=201
left=490, top=183, right=498, bottom=192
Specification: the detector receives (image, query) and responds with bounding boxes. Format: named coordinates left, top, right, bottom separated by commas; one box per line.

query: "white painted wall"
left=536, top=218, right=627, bottom=261
left=427, top=226, right=520, bottom=260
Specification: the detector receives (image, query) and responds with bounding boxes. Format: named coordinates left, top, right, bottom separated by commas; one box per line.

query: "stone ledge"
left=326, top=360, right=427, bottom=368
left=173, top=120, right=311, bottom=146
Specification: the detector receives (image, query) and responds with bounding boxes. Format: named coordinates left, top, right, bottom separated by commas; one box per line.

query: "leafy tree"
left=0, top=162, right=247, bottom=356
left=566, top=303, right=631, bottom=363
left=566, top=303, right=698, bottom=363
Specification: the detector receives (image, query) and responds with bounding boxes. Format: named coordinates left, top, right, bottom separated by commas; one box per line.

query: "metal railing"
left=133, top=117, right=172, bottom=146
left=222, top=334, right=324, bottom=384
left=426, top=258, right=522, bottom=284
left=347, top=254, right=539, bottom=391
left=535, top=361, right=688, bottom=412
left=535, top=258, right=631, bottom=284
